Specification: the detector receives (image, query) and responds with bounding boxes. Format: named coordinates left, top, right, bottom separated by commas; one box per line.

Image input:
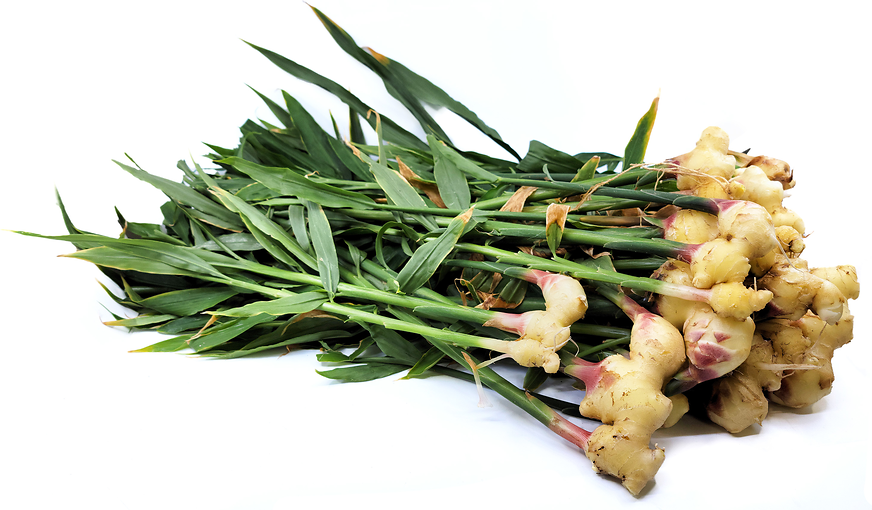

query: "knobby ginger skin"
left=706, top=333, right=783, bottom=433
left=775, top=225, right=805, bottom=258
left=674, top=306, right=754, bottom=386
left=483, top=271, right=587, bottom=373
left=688, top=238, right=753, bottom=289
left=810, top=265, right=860, bottom=300
left=671, top=126, right=737, bottom=194
left=728, top=165, right=784, bottom=213
left=663, top=209, right=719, bottom=245
left=759, top=255, right=847, bottom=324
left=768, top=307, right=854, bottom=408
left=739, top=155, right=794, bottom=189
left=573, top=312, right=686, bottom=496
left=652, top=260, right=771, bottom=325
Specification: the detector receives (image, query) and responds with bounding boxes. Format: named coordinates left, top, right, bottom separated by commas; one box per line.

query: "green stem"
left=495, top=176, right=720, bottom=214
left=453, top=243, right=710, bottom=303
left=479, top=219, right=684, bottom=259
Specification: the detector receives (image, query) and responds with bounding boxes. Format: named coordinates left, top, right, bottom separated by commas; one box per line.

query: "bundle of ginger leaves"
left=17, top=6, right=859, bottom=497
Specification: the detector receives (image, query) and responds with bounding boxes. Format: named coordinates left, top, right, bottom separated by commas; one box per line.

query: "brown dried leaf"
left=546, top=203, right=570, bottom=230
left=582, top=246, right=612, bottom=259
left=499, top=186, right=538, bottom=212
left=397, top=156, right=447, bottom=208
left=475, top=293, right=522, bottom=310
left=655, top=204, right=681, bottom=218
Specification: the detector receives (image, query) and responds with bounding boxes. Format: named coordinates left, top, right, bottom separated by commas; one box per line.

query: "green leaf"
left=208, top=187, right=315, bottom=271
left=517, top=141, right=586, bottom=174
left=209, top=292, right=327, bottom=317
left=287, top=205, right=311, bottom=253
left=188, top=314, right=276, bottom=353
left=194, top=233, right=263, bottom=252
left=309, top=6, right=450, bottom=142
left=523, top=367, right=549, bottom=392
left=623, top=95, right=660, bottom=169
left=130, top=335, right=192, bottom=353
left=348, top=106, right=366, bottom=145
left=402, top=345, right=446, bottom=379
left=571, top=156, right=600, bottom=183
left=244, top=41, right=429, bottom=151
left=364, top=47, right=520, bottom=160
left=305, top=200, right=339, bottom=300
left=427, top=135, right=500, bottom=183
left=47, top=242, right=211, bottom=279
left=117, top=209, right=186, bottom=246
left=103, top=314, right=177, bottom=328
left=365, top=159, right=438, bottom=231
left=203, top=330, right=355, bottom=360
left=317, top=363, right=408, bottom=382
left=218, top=157, right=374, bottom=209
left=157, top=316, right=212, bottom=335
left=429, top=139, right=470, bottom=211
left=114, top=160, right=245, bottom=232
left=360, top=323, right=423, bottom=364
left=137, top=287, right=239, bottom=316
left=396, top=209, right=472, bottom=294
left=282, top=90, right=350, bottom=179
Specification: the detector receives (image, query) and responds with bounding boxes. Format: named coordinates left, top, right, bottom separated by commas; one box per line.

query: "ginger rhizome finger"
left=564, top=284, right=686, bottom=496
left=480, top=269, right=587, bottom=373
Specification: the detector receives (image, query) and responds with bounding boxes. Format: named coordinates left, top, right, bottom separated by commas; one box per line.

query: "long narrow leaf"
left=244, top=41, right=429, bottom=151
left=209, top=292, right=327, bottom=317
left=360, top=323, right=423, bottom=364
left=317, top=363, right=408, bottom=383
left=305, top=200, right=339, bottom=300
left=209, top=187, right=316, bottom=271
left=114, top=161, right=245, bottom=232
left=188, top=314, right=276, bottom=353
left=218, top=156, right=374, bottom=209
left=427, top=135, right=500, bottom=183
left=365, top=47, right=521, bottom=160
left=137, top=287, right=239, bottom=316
left=396, top=208, right=473, bottom=294
left=21, top=232, right=226, bottom=279
left=365, top=159, right=439, bottom=231
left=309, top=6, right=451, bottom=142
left=623, top=95, right=660, bottom=169
left=282, top=90, right=350, bottom=179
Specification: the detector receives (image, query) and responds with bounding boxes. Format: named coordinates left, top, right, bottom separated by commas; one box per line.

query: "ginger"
left=810, top=265, right=859, bottom=300
left=759, top=255, right=847, bottom=324
left=652, top=260, right=771, bottom=325
left=715, top=200, right=778, bottom=258
left=673, top=305, right=754, bottom=386
left=662, top=394, right=689, bottom=428
left=663, top=209, right=719, bottom=245
left=568, top=311, right=686, bottom=495
left=768, top=307, right=854, bottom=408
left=706, top=333, right=783, bottom=433
left=775, top=225, right=805, bottom=258
left=707, top=282, right=772, bottom=320
left=728, top=165, right=784, bottom=213
left=671, top=126, right=737, bottom=193
left=481, top=270, right=587, bottom=373
left=743, top=155, right=794, bottom=189
left=769, top=205, right=805, bottom=234
left=688, top=238, right=753, bottom=289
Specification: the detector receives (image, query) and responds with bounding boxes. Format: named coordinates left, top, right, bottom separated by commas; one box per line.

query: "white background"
left=1, top=1, right=869, bottom=509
